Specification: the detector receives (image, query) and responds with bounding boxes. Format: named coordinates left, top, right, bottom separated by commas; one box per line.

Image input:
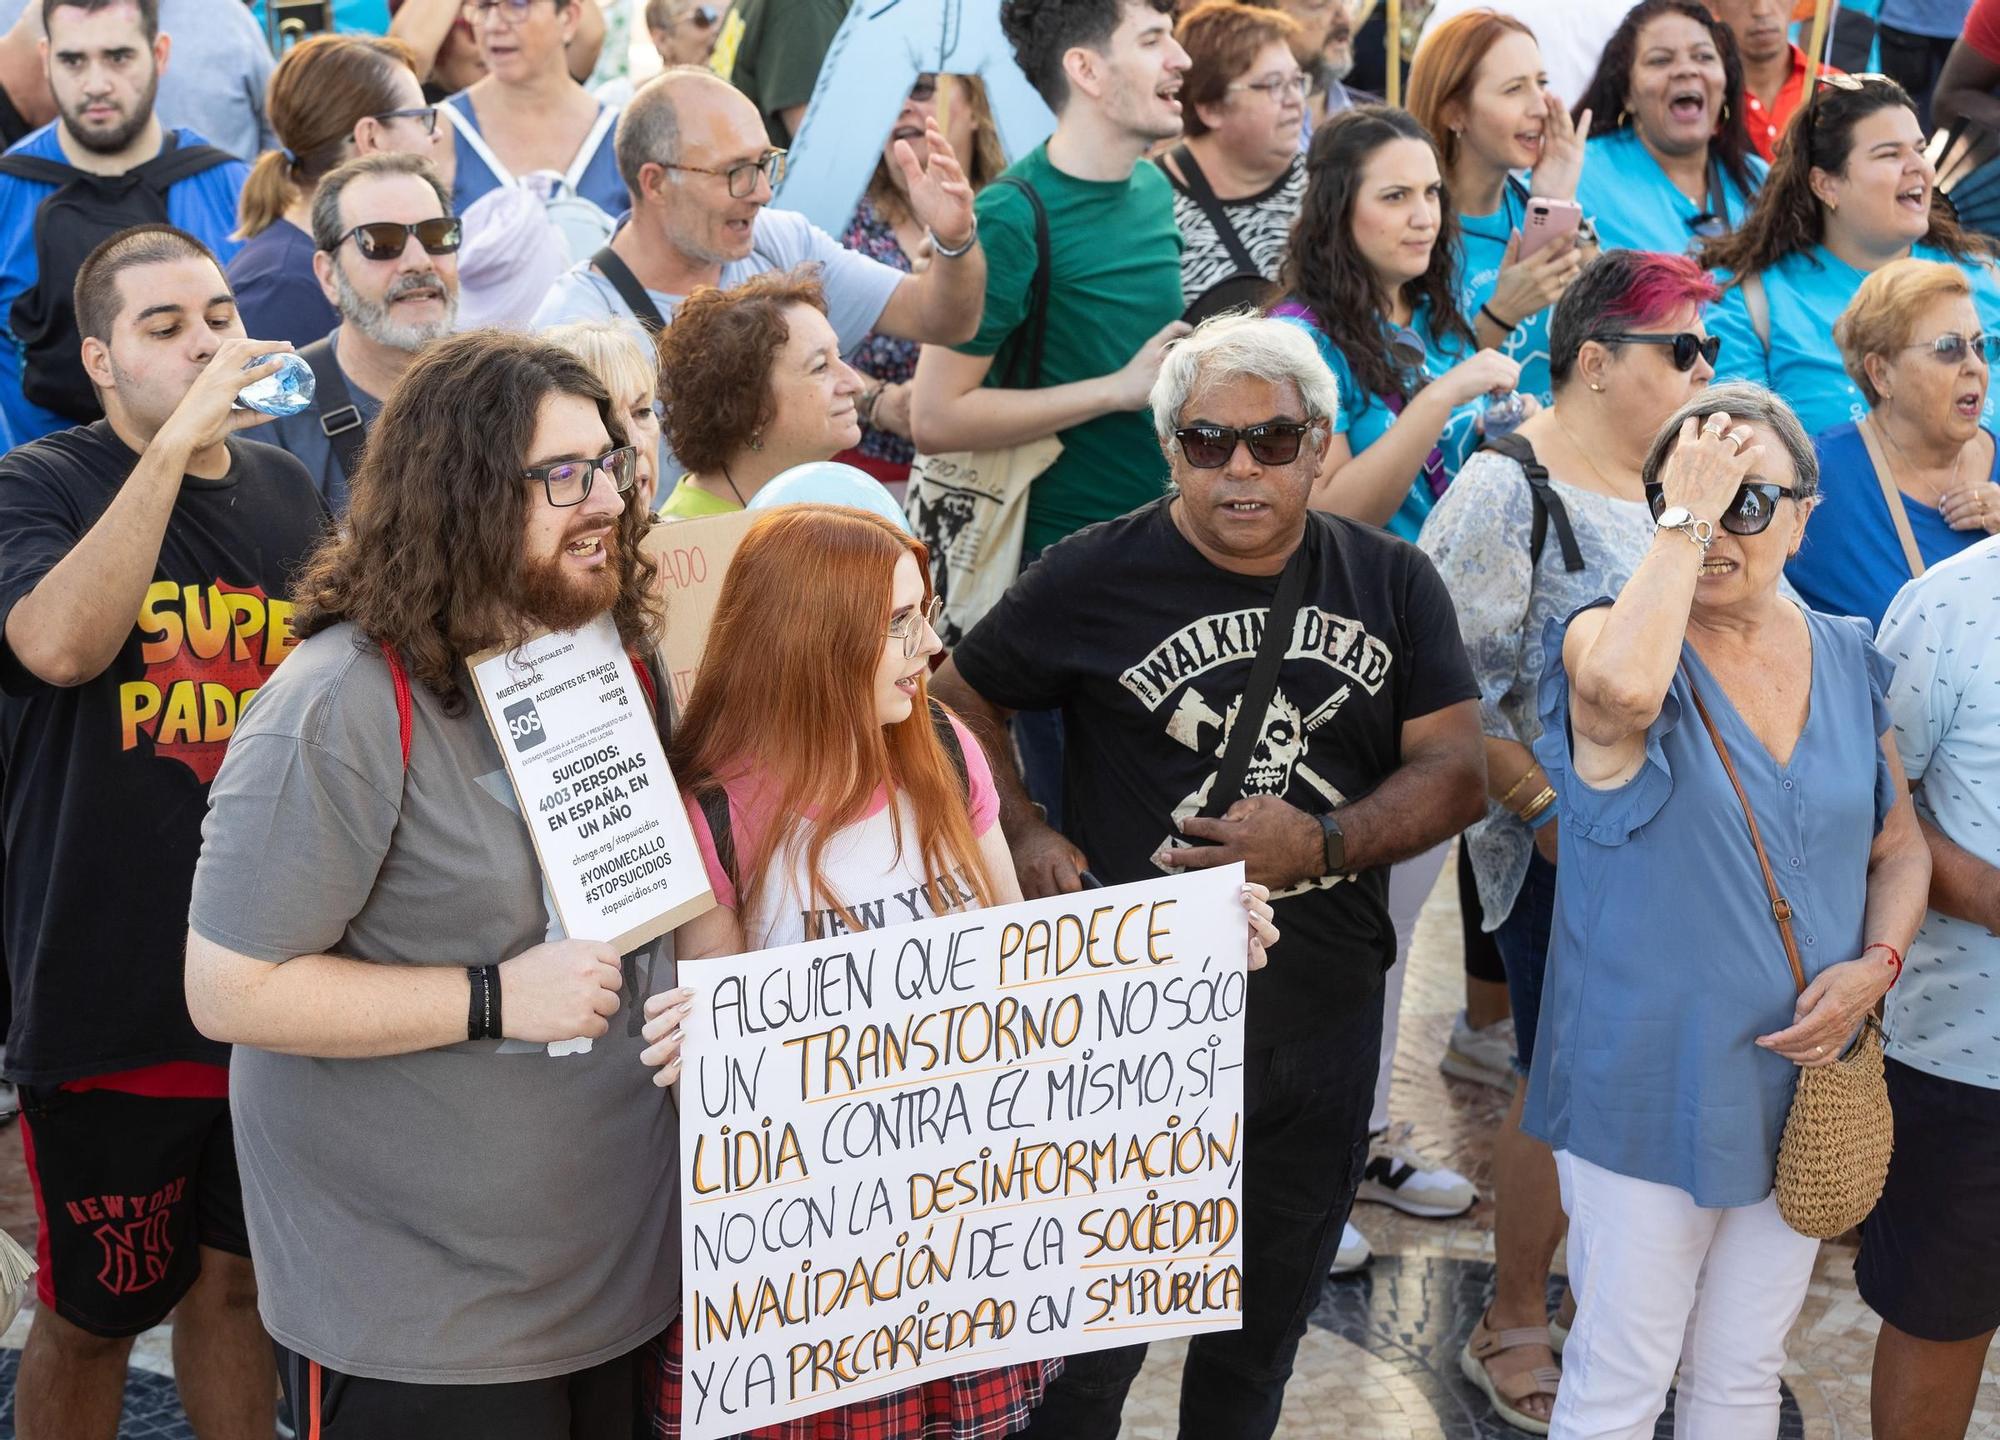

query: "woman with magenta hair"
left=1418, top=249, right=1722, bottom=1434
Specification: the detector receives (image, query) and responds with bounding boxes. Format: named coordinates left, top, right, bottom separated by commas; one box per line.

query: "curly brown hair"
left=291, top=330, right=663, bottom=711
left=656, top=267, right=830, bottom=474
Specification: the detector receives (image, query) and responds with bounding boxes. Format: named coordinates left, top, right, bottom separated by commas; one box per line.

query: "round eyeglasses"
left=888, top=596, right=945, bottom=657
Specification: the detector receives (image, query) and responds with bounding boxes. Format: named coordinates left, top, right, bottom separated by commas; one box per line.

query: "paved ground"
left=0, top=857, right=1994, bottom=1436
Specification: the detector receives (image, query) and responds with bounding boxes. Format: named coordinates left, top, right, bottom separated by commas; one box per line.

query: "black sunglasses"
left=370, top=105, right=440, bottom=135
left=523, top=446, right=638, bottom=507
left=1646, top=480, right=1799, bottom=535
left=341, top=217, right=462, bottom=261
left=1601, top=331, right=1721, bottom=372
left=910, top=72, right=939, bottom=102
left=1174, top=421, right=1314, bottom=468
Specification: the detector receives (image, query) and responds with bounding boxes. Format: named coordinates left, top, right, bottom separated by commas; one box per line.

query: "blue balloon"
left=745, top=462, right=912, bottom=534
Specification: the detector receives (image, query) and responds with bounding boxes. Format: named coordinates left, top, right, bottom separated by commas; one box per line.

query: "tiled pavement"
left=0, top=855, right=1995, bottom=1436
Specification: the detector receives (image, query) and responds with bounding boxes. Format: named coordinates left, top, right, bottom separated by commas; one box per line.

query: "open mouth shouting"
left=1897, top=180, right=1930, bottom=215
left=1665, top=87, right=1708, bottom=126
left=563, top=526, right=614, bottom=568
left=1515, top=125, right=1545, bottom=160
left=1157, top=76, right=1183, bottom=114
left=1955, top=385, right=1984, bottom=420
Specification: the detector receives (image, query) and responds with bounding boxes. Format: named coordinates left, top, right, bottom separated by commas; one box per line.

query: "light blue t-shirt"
left=0, top=124, right=249, bottom=448
left=1273, top=298, right=1481, bottom=542
left=1878, top=0, right=1973, bottom=37
left=1878, top=534, right=2000, bottom=1090
left=1787, top=421, right=2000, bottom=626
left=1457, top=177, right=1552, bottom=405
left=1527, top=601, right=1898, bottom=1205
left=1708, top=243, right=2000, bottom=440
left=1576, top=130, right=1765, bottom=257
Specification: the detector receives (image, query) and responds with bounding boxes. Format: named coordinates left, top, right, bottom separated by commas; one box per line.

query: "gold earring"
left=1590, top=382, right=1605, bottom=392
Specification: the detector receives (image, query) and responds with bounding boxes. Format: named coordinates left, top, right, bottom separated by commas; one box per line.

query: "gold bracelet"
left=1517, top=787, right=1557, bottom=824
left=1498, top=766, right=1543, bottom=808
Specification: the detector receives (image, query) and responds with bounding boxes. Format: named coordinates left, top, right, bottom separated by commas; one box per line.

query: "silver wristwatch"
left=1655, top=505, right=1715, bottom=553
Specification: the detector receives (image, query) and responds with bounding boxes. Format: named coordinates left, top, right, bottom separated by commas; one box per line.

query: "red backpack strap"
left=380, top=642, right=413, bottom=771
left=628, top=653, right=657, bottom=715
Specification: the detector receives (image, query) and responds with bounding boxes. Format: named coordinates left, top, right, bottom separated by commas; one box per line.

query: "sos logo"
left=503, top=697, right=545, bottom=752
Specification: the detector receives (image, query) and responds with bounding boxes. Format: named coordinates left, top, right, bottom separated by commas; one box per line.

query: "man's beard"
left=517, top=524, right=622, bottom=633
left=59, top=67, right=158, bottom=154
left=333, top=262, right=458, bottom=352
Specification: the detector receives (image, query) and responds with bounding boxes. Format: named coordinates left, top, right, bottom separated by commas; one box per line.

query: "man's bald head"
left=615, top=65, right=757, bottom=201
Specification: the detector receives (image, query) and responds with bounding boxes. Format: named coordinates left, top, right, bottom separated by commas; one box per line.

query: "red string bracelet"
left=1864, top=942, right=1903, bottom=984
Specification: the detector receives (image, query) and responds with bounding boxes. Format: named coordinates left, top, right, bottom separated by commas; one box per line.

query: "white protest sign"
left=469, top=615, right=714, bottom=956
left=678, top=865, right=1247, bottom=1438
left=774, top=0, right=1056, bottom=234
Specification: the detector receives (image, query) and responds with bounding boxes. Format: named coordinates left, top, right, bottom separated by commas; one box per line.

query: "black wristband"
left=1480, top=302, right=1515, bottom=334
left=467, top=965, right=501, bottom=1041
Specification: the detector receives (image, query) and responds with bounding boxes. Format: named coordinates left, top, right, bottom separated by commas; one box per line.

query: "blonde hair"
left=1834, top=257, right=1974, bottom=406
left=539, top=318, right=659, bottom=406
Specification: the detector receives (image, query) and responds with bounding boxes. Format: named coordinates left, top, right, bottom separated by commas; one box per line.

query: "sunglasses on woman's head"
left=1174, top=421, right=1314, bottom=468
left=1646, top=480, right=1798, bottom=535
left=1601, top=331, right=1721, bottom=372
left=909, top=73, right=939, bottom=102
left=1906, top=331, right=2000, bottom=365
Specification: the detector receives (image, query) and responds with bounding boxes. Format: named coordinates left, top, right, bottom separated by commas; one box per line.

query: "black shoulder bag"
left=590, top=246, right=668, bottom=334
left=1477, top=431, right=1583, bottom=573
left=1159, top=144, right=1270, bottom=326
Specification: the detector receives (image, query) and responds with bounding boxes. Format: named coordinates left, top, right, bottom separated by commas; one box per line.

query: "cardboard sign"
left=469, top=615, right=714, bottom=955
left=677, top=866, right=1249, bottom=1438
left=644, top=509, right=759, bottom=709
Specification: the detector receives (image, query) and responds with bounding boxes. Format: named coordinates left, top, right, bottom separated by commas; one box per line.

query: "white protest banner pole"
left=774, top=0, right=1057, bottom=236
left=676, top=865, right=1250, bottom=1439
left=1802, top=0, right=1834, bottom=91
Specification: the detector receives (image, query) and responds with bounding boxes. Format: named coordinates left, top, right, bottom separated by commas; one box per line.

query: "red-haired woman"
left=641, top=504, right=1276, bottom=1439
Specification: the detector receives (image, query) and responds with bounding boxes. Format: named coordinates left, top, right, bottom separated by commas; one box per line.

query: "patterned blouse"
left=1416, top=445, right=1657, bottom=926
left=839, top=191, right=918, bottom=470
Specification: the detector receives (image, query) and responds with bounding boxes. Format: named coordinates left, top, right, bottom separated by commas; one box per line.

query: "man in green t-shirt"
left=910, top=0, right=1190, bottom=559
left=717, top=0, right=851, bottom=145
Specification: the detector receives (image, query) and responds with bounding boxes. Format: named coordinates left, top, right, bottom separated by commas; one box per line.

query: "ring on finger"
left=1704, top=415, right=1730, bottom=435
left=1727, top=427, right=1753, bottom=450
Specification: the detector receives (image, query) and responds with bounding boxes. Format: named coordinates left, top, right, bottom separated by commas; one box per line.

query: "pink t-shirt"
left=684, top=715, right=1000, bottom=947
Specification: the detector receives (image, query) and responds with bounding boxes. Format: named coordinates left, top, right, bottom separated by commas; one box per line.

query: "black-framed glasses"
left=370, top=105, right=440, bottom=135
left=1906, top=330, right=2000, bottom=365
left=1227, top=71, right=1315, bottom=101
left=340, top=217, right=462, bottom=261
left=887, top=596, right=944, bottom=657
left=1646, top=480, right=1800, bottom=535
left=1173, top=421, right=1315, bottom=468
left=663, top=148, right=786, bottom=199
left=523, top=446, right=638, bottom=507
left=1601, top=331, right=1721, bottom=372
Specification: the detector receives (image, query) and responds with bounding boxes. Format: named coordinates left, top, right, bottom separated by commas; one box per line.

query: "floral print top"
left=839, top=191, right=917, bottom=469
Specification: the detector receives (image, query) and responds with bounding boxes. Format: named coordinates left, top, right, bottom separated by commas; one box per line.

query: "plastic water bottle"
left=233, top=352, right=316, bottom=417
left=1482, top=388, right=1529, bottom=440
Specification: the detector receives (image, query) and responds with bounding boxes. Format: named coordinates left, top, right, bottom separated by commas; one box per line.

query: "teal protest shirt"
left=1457, top=180, right=1553, bottom=405
left=1576, top=130, right=1764, bottom=257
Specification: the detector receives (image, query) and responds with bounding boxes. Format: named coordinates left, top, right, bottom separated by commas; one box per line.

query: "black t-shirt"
left=952, top=499, right=1478, bottom=1049
left=0, top=424, right=329, bottom=1083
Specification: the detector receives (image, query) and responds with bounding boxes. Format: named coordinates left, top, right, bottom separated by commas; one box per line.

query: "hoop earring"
left=749, top=431, right=764, bottom=451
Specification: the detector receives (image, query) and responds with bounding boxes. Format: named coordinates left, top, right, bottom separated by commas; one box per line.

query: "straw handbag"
left=1686, top=674, right=1894, bottom=1240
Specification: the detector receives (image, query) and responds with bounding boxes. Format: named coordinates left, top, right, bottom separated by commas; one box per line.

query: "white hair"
left=1149, top=311, right=1340, bottom=448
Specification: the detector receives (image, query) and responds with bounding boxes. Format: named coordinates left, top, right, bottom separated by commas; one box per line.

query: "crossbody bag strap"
left=1166, top=144, right=1261, bottom=280
left=1682, top=667, right=1808, bottom=992
left=993, top=177, right=1052, bottom=390
left=590, top=246, right=667, bottom=333
left=1857, top=415, right=1927, bottom=580
left=1200, top=540, right=1313, bottom=818
left=299, top=336, right=367, bottom=483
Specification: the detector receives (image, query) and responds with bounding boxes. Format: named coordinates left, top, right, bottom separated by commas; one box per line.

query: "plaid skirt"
left=646, top=1317, right=1061, bottom=1440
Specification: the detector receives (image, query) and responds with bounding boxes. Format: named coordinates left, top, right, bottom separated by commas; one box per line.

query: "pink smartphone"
left=1519, top=198, right=1584, bottom=260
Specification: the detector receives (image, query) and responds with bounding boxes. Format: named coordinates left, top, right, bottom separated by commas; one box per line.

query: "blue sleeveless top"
left=1524, top=601, right=1896, bottom=1206
left=444, top=91, right=626, bottom=218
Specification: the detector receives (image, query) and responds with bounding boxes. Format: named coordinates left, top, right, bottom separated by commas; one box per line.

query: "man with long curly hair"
left=184, top=330, right=691, bottom=1440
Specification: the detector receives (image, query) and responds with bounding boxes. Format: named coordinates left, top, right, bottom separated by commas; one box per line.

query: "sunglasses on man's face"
left=341, top=217, right=462, bottom=261
left=1646, top=480, right=1799, bottom=535
left=1907, top=330, right=2000, bottom=365
left=1173, top=421, right=1314, bottom=468
left=1601, top=331, right=1721, bottom=372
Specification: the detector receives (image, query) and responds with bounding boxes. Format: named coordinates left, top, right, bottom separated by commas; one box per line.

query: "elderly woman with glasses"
left=1787, top=258, right=2000, bottom=626
left=1704, top=74, right=2000, bottom=442
left=1527, top=380, right=1930, bottom=1440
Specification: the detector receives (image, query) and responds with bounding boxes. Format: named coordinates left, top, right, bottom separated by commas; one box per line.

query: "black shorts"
left=1855, top=1057, right=2000, bottom=1342
left=18, top=1062, right=248, bottom=1338
left=276, top=1341, right=643, bottom=1440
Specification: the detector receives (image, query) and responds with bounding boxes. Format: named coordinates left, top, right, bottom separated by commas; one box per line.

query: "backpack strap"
left=133, top=139, right=234, bottom=189
left=590, top=245, right=667, bottom=333
left=0, top=154, right=78, bottom=186
left=1479, top=431, right=1584, bottom=573
left=298, top=335, right=368, bottom=486
left=991, top=177, right=1052, bottom=389
left=1741, top=270, right=1772, bottom=357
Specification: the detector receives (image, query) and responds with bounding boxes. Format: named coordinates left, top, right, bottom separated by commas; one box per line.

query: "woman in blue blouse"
left=1704, top=74, right=2000, bottom=443
left=1792, top=259, right=2000, bottom=624
left=1273, top=106, right=1521, bottom=541
left=1531, top=381, right=1929, bottom=1439
left=1573, top=0, right=1766, bottom=256
left=1409, top=8, right=1593, bottom=408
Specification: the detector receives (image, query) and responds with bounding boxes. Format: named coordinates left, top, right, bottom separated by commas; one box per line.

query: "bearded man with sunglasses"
left=934, top=314, right=1485, bottom=1440
left=187, top=330, right=690, bottom=1439
left=263, top=152, right=460, bottom=515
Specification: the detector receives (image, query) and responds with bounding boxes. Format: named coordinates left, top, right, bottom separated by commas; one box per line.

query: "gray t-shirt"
left=265, top=330, right=383, bottom=517
left=189, top=623, right=678, bottom=1384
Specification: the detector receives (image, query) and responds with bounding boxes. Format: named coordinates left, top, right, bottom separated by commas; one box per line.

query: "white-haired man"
left=932, top=313, right=1486, bottom=1440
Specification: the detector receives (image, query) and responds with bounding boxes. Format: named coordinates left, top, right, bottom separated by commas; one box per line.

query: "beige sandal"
left=1459, top=1308, right=1561, bottom=1435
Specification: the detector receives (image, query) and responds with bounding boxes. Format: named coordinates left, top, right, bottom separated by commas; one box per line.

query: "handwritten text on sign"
left=678, top=866, right=1248, bottom=1438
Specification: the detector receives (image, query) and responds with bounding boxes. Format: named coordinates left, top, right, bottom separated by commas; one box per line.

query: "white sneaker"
left=1357, top=1122, right=1477, bottom=1218
left=1327, top=1220, right=1372, bottom=1276
left=1438, top=1010, right=1516, bottom=1092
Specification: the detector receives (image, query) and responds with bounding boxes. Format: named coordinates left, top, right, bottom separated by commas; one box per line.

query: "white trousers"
left=1551, top=1151, right=1820, bottom=1440
left=1375, top=843, right=1451, bottom=1133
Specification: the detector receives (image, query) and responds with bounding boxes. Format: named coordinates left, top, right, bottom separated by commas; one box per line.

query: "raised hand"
left=893, top=116, right=976, bottom=254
